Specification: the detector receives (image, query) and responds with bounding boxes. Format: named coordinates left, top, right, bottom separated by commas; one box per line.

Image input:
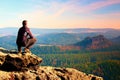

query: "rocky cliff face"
left=0, top=49, right=103, bottom=80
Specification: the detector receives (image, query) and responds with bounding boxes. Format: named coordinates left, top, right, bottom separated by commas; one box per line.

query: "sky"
left=0, top=0, right=120, bottom=29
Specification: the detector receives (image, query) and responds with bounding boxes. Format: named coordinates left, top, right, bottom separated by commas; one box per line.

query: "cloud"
left=85, top=0, right=120, bottom=12
left=20, top=0, right=120, bottom=29
left=49, top=0, right=120, bottom=15
left=6, top=0, right=120, bottom=29
left=39, top=0, right=79, bottom=18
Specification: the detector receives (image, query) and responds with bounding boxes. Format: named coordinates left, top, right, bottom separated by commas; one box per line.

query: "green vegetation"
left=38, top=51, right=120, bottom=80
left=31, top=46, right=61, bottom=54
left=99, top=60, right=120, bottom=80
left=0, top=33, right=119, bottom=80
left=31, top=44, right=120, bottom=54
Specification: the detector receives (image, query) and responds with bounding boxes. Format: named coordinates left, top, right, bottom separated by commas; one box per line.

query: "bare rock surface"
left=0, top=66, right=103, bottom=80
left=0, top=51, right=42, bottom=71
left=0, top=48, right=103, bottom=80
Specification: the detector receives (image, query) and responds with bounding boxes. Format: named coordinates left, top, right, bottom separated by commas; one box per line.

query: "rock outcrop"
left=75, top=35, right=112, bottom=50
left=0, top=66, right=103, bottom=80
left=0, top=52, right=42, bottom=71
left=0, top=49, right=103, bottom=80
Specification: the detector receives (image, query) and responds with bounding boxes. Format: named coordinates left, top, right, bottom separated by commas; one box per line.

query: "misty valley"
left=0, top=28, right=120, bottom=80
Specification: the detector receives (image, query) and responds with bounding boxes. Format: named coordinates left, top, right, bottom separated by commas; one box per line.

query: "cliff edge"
left=0, top=48, right=103, bottom=80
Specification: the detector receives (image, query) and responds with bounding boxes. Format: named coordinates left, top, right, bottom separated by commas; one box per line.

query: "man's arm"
left=26, top=28, right=34, bottom=38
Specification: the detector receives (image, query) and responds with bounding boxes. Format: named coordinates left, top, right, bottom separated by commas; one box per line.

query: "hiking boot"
left=17, top=52, right=22, bottom=56
left=25, top=52, right=32, bottom=55
left=24, top=48, right=31, bottom=53
left=17, top=49, right=22, bottom=54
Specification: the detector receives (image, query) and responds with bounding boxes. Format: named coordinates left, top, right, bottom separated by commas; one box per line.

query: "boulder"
left=0, top=66, right=103, bottom=80
left=0, top=49, right=103, bottom=80
left=0, top=52, right=42, bottom=71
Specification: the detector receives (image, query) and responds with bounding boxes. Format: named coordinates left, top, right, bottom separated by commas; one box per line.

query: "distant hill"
left=0, top=33, right=96, bottom=50
left=111, top=36, right=120, bottom=44
left=37, top=33, right=80, bottom=45
left=0, top=36, right=16, bottom=49
left=74, top=35, right=113, bottom=50
left=0, top=28, right=120, bottom=38
left=0, top=34, right=117, bottom=50
left=0, top=27, right=119, bottom=50
left=36, top=32, right=103, bottom=45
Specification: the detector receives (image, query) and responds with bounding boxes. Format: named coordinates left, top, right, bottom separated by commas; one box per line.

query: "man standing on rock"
left=16, top=20, right=36, bottom=54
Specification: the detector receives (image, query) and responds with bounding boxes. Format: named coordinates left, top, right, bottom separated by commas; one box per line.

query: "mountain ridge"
left=111, top=36, right=120, bottom=44
left=0, top=34, right=119, bottom=51
left=74, top=35, right=112, bottom=50
left=0, top=28, right=120, bottom=38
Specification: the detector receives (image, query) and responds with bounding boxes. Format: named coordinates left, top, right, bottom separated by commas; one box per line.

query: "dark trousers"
left=17, top=38, right=36, bottom=52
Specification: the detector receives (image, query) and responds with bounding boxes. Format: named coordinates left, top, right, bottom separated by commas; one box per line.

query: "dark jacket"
left=16, top=26, right=33, bottom=46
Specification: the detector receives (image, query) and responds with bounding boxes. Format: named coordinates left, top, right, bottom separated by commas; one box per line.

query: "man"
left=16, top=20, right=36, bottom=53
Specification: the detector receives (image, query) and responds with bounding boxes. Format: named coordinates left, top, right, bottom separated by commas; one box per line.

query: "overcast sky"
left=0, top=0, right=120, bottom=29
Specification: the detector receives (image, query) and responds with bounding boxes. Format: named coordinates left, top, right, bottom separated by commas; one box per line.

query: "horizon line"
left=0, top=27, right=119, bottom=30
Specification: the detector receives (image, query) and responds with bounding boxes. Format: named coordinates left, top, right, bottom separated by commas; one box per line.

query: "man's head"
left=22, top=20, right=27, bottom=27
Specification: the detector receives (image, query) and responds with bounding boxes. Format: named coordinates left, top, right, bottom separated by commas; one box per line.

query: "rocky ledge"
left=0, top=51, right=42, bottom=71
left=0, top=49, right=103, bottom=80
